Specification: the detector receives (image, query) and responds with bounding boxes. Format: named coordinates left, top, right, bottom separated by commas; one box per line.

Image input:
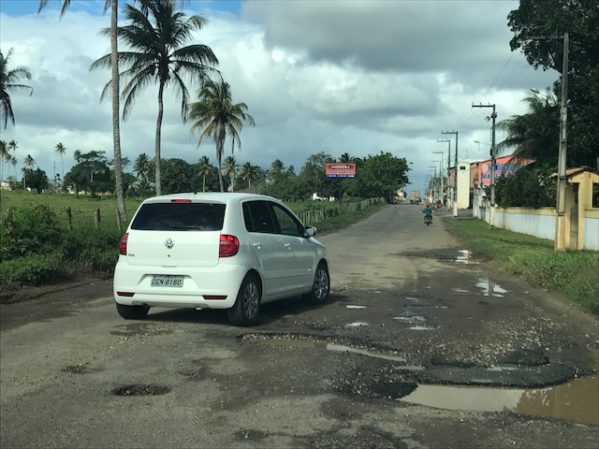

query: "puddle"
left=476, top=278, right=508, bottom=297
left=437, top=250, right=479, bottom=265
left=345, top=321, right=369, bottom=328
left=452, top=288, right=471, bottom=293
left=401, top=375, right=598, bottom=426
left=346, top=305, right=368, bottom=310
left=393, top=316, right=426, bottom=324
left=408, top=326, right=436, bottom=331
left=112, top=384, right=171, bottom=396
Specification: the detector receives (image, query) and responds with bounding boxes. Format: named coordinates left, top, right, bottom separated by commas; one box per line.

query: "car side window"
left=271, top=203, right=303, bottom=237
left=245, top=201, right=277, bottom=234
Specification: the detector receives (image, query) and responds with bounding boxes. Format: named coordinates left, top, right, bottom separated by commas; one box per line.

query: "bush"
left=0, top=253, right=69, bottom=290
left=495, top=165, right=555, bottom=208
left=0, top=205, right=64, bottom=260
left=62, top=227, right=121, bottom=272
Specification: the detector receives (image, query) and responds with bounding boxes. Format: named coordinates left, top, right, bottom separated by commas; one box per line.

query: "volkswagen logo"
left=164, top=238, right=174, bottom=249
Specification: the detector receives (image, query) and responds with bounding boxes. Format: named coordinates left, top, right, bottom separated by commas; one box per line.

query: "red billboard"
left=325, top=162, right=356, bottom=178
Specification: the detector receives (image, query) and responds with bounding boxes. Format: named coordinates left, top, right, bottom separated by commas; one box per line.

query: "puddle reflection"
left=401, top=375, right=598, bottom=426
left=476, top=278, right=508, bottom=297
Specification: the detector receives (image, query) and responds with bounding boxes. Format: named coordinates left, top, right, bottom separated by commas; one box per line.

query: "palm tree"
left=55, top=142, right=66, bottom=184
left=23, top=154, right=35, bottom=188
left=73, top=149, right=82, bottom=164
left=133, top=152, right=151, bottom=181
left=0, top=140, right=8, bottom=183
left=188, top=79, right=255, bottom=192
left=197, top=155, right=211, bottom=192
left=497, top=89, right=559, bottom=165
left=0, top=48, right=33, bottom=128
left=39, top=0, right=128, bottom=227
left=90, top=0, right=219, bottom=196
left=223, top=155, right=238, bottom=192
left=240, top=162, right=260, bottom=189
left=7, top=140, right=18, bottom=180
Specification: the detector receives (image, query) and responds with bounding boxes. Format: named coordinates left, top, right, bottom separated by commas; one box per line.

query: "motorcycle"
left=424, top=215, right=432, bottom=226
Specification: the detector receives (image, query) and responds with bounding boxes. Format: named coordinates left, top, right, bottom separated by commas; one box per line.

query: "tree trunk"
left=111, top=0, right=128, bottom=228
left=202, top=175, right=206, bottom=192
left=217, top=141, right=224, bottom=193
left=155, top=81, right=165, bottom=195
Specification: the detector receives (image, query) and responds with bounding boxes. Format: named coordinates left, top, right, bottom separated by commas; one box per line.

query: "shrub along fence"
left=295, top=198, right=383, bottom=225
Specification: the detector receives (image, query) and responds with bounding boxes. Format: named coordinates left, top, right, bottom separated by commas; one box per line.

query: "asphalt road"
left=1, top=204, right=598, bottom=448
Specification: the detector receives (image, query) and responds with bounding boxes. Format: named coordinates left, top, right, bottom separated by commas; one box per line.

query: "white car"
left=113, top=193, right=330, bottom=326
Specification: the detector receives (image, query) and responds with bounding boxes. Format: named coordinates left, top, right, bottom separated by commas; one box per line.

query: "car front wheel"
left=305, top=262, right=330, bottom=304
left=228, top=274, right=261, bottom=326
left=115, top=302, right=149, bottom=320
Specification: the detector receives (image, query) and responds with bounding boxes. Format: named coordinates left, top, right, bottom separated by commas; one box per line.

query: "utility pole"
left=441, top=131, right=458, bottom=216
left=472, top=103, right=497, bottom=205
left=437, top=139, right=451, bottom=208
left=555, top=32, right=569, bottom=250
left=433, top=152, right=444, bottom=205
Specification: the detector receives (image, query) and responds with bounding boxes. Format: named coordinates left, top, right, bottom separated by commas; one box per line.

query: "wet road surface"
left=1, top=204, right=598, bottom=448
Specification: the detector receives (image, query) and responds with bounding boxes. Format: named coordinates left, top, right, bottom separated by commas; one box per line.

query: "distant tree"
left=22, top=168, right=49, bottom=193
left=197, top=155, right=212, bottom=192
left=133, top=153, right=151, bottom=181
left=159, top=158, right=195, bottom=194
left=350, top=152, right=410, bottom=201
left=7, top=140, right=18, bottom=179
left=63, top=150, right=112, bottom=196
left=239, top=162, right=261, bottom=189
left=188, top=79, right=255, bottom=192
left=0, top=140, right=8, bottom=182
left=223, top=155, right=238, bottom=191
left=91, top=0, right=219, bottom=196
left=73, top=149, right=82, bottom=163
left=0, top=48, right=32, bottom=128
left=55, top=142, right=66, bottom=184
left=22, top=154, right=35, bottom=189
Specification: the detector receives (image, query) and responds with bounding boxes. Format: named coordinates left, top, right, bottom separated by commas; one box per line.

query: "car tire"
left=115, top=302, right=149, bottom=320
left=228, top=274, right=261, bottom=326
left=305, top=262, right=330, bottom=304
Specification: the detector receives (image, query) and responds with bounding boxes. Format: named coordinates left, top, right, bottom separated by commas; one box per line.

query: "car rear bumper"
left=113, top=262, right=249, bottom=309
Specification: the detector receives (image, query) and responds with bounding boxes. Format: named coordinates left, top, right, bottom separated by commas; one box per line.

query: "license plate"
left=151, top=275, right=184, bottom=288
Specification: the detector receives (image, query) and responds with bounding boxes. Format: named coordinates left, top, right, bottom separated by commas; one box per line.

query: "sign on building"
left=476, top=156, right=534, bottom=186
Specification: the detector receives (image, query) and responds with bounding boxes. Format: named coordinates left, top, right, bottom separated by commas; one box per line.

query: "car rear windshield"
left=131, top=202, right=226, bottom=231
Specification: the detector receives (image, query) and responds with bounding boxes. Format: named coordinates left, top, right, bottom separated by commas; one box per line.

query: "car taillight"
left=119, top=233, right=128, bottom=255
left=171, top=199, right=192, bottom=203
left=219, top=234, right=239, bottom=257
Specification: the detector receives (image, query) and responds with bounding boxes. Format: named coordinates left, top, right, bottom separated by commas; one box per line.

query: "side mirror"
left=304, top=226, right=317, bottom=238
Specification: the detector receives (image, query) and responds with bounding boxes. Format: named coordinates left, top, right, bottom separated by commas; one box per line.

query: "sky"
left=0, top=0, right=558, bottom=193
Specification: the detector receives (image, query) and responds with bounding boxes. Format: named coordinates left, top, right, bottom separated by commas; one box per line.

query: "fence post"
left=66, top=207, right=73, bottom=230
left=94, top=208, right=101, bottom=229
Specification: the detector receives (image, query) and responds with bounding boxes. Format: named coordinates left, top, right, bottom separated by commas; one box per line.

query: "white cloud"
left=0, top=2, right=559, bottom=191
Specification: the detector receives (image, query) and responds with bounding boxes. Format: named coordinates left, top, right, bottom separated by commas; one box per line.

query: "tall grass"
left=447, top=218, right=599, bottom=314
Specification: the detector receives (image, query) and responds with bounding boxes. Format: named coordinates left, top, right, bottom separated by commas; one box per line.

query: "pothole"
left=401, top=375, right=598, bottom=426
left=240, top=333, right=408, bottom=364
left=112, top=384, right=171, bottom=396
left=476, top=278, right=508, bottom=297
left=111, top=323, right=173, bottom=337
left=62, top=363, right=89, bottom=374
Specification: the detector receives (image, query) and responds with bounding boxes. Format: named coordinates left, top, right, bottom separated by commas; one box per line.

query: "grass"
left=446, top=218, right=599, bottom=315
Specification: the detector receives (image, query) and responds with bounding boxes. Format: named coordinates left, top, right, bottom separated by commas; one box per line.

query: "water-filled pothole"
left=401, top=375, right=598, bottom=426
left=476, top=278, right=508, bottom=297
left=112, top=384, right=171, bottom=396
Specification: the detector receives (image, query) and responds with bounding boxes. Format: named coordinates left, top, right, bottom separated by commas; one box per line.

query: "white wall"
left=456, top=161, right=470, bottom=209
left=493, top=209, right=556, bottom=241
left=584, top=214, right=599, bottom=251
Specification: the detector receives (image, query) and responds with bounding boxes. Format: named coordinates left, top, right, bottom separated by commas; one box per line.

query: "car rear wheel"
left=305, top=262, right=330, bottom=304
left=228, top=274, right=261, bottom=326
left=115, top=302, right=149, bottom=320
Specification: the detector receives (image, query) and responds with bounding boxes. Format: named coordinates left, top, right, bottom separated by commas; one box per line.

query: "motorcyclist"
left=423, top=204, right=433, bottom=224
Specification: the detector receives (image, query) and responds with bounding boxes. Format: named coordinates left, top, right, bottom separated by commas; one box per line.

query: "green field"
left=446, top=218, right=599, bottom=315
